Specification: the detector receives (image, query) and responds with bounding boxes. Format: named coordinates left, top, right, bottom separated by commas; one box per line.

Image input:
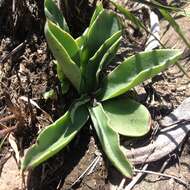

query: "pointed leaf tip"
left=22, top=103, right=88, bottom=171
left=98, top=49, right=182, bottom=101
left=90, top=103, right=133, bottom=177
left=45, top=21, right=81, bottom=91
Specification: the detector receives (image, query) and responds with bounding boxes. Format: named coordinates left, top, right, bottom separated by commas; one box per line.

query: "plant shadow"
left=26, top=127, right=91, bottom=190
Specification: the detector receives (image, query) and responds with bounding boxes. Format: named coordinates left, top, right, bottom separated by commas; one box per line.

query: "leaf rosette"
left=22, top=0, right=182, bottom=178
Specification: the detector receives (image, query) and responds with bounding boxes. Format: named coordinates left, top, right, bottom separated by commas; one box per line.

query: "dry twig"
left=68, top=154, right=101, bottom=189
left=124, top=164, right=148, bottom=190
left=0, top=41, right=26, bottom=64
left=134, top=168, right=188, bottom=187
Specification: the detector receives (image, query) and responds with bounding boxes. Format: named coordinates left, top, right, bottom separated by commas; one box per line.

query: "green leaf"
left=44, top=0, right=69, bottom=32
left=159, top=8, right=190, bottom=49
left=89, top=103, right=133, bottom=178
left=75, top=28, right=88, bottom=49
left=75, top=2, right=103, bottom=49
left=97, top=34, right=122, bottom=80
left=85, top=31, right=122, bottom=92
left=110, top=0, right=145, bottom=29
left=45, top=21, right=81, bottom=91
left=22, top=99, right=89, bottom=171
left=133, top=0, right=181, bottom=11
left=103, top=98, right=151, bottom=136
left=56, top=61, right=70, bottom=95
left=79, top=10, right=121, bottom=93
left=98, top=49, right=182, bottom=101
left=43, top=89, right=56, bottom=100
left=89, top=2, right=104, bottom=26
left=80, top=10, right=121, bottom=66
left=46, top=21, right=80, bottom=63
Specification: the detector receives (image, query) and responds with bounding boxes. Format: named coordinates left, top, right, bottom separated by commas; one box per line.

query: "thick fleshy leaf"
left=85, top=31, right=122, bottom=92
left=44, top=0, right=69, bottom=32
left=102, top=98, right=151, bottom=136
left=46, top=21, right=80, bottom=63
left=80, top=10, right=121, bottom=66
left=89, top=103, right=133, bottom=178
left=97, top=35, right=122, bottom=81
left=56, top=61, right=70, bottom=95
left=45, top=21, right=81, bottom=91
left=75, top=3, right=103, bottom=49
left=22, top=99, right=89, bottom=171
left=89, top=2, right=104, bottom=26
left=98, top=49, right=182, bottom=101
left=76, top=28, right=88, bottom=49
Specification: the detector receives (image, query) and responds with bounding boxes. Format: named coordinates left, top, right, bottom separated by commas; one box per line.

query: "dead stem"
left=134, top=168, right=188, bottom=187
